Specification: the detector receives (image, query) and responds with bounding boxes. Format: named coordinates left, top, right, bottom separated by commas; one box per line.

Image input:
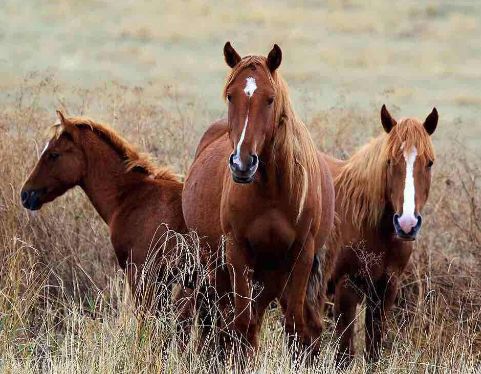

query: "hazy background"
left=1, top=0, right=480, bottom=154
left=0, top=2, right=480, bottom=372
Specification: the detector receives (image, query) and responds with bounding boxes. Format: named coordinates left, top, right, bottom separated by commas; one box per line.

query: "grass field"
left=0, top=1, right=480, bottom=373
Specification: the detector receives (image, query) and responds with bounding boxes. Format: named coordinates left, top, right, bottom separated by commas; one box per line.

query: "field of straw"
left=1, top=1, right=480, bottom=373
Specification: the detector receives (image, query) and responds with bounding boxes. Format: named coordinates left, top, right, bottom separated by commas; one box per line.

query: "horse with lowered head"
left=323, top=105, right=438, bottom=367
left=21, top=111, right=190, bottom=314
left=182, top=42, right=335, bottom=358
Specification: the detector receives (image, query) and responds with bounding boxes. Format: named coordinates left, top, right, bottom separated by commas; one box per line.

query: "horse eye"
left=427, top=160, right=433, bottom=168
left=227, top=94, right=232, bottom=102
left=267, top=97, right=274, bottom=106
left=387, top=159, right=391, bottom=166
left=48, top=152, right=60, bottom=160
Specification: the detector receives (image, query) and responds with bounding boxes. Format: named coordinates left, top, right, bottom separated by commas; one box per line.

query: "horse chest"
left=248, top=210, right=296, bottom=252
left=226, top=206, right=297, bottom=257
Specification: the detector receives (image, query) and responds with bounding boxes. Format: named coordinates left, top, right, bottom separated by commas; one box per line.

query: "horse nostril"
left=394, top=212, right=422, bottom=239
left=250, top=154, right=259, bottom=169
left=21, top=191, right=29, bottom=203
left=414, top=214, right=423, bottom=230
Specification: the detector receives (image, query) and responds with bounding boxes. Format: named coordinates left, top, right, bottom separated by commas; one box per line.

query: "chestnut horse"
left=323, top=105, right=438, bottom=367
left=182, top=43, right=335, bottom=357
left=21, top=111, right=189, bottom=313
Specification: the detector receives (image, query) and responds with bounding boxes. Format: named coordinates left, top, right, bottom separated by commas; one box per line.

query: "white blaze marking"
left=244, top=76, right=257, bottom=97
left=233, top=77, right=257, bottom=169
left=40, top=141, right=49, bottom=158
left=399, top=145, right=418, bottom=232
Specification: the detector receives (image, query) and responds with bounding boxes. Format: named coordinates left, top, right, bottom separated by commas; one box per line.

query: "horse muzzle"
left=21, top=188, right=46, bottom=211
left=393, top=213, right=422, bottom=241
left=229, top=153, right=258, bottom=184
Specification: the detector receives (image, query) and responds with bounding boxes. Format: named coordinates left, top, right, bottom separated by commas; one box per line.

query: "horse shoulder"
left=318, top=151, right=343, bottom=180
left=110, top=180, right=185, bottom=266
left=193, top=119, right=229, bottom=159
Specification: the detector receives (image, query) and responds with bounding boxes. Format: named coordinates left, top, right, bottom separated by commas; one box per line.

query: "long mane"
left=51, top=116, right=178, bottom=181
left=336, top=118, right=435, bottom=230
left=223, top=56, right=321, bottom=219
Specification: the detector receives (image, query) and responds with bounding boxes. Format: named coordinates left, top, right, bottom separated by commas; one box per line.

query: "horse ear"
left=423, top=107, right=438, bottom=135
left=380, top=104, right=397, bottom=133
left=56, top=110, right=77, bottom=140
left=224, top=41, right=241, bottom=68
left=267, top=44, right=282, bottom=72
left=56, top=110, right=67, bottom=125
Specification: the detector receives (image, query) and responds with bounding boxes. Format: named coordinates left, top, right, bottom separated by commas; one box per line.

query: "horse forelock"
left=223, top=56, right=321, bottom=220
left=48, top=116, right=178, bottom=181
left=336, top=118, right=435, bottom=230
left=386, top=118, right=435, bottom=163
left=222, top=56, right=273, bottom=99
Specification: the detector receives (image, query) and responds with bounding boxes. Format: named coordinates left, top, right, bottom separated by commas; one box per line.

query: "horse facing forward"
left=21, top=112, right=190, bottom=315
left=323, top=105, right=438, bottom=367
left=182, top=42, right=335, bottom=359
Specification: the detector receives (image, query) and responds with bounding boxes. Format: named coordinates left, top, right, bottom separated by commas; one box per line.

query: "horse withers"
left=323, top=105, right=438, bottom=367
left=21, top=111, right=193, bottom=321
left=182, top=42, right=335, bottom=360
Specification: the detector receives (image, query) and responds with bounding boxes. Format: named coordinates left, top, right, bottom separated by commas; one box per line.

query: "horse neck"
left=79, top=134, right=143, bottom=225
left=255, top=137, right=285, bottom=194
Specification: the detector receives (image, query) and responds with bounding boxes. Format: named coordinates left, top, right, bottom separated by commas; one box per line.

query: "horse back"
left=193, top=119, right=229, bottom=160
left=319, top=152, right=344, bottom=180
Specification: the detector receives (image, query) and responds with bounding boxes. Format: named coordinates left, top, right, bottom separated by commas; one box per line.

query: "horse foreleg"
left=172, top=285, right=196, bottom=350
left=334, top=275, right=361, bottom=369
left=226, top=240, right=257, bottom=356
left=283, top=236, right=315, bottom=348
left=365, top=274, right=398, bottom=362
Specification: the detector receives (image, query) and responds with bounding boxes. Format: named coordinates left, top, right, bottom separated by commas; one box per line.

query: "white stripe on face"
left=40, top=141, right=50, bottom=158
left=232, top=77, right=257, bottom=169
left=398, top=145, right=418, bottom=233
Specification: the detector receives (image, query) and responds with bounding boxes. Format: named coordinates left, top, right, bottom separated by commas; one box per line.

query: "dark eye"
left=387, top=159, right=391, bottom=166
left=267, top=97, right=274, bottom=105
left=227, top=94, right=232, bottom=102
left=427, top=160, right=433, bottom=168
left=48, top=152, right=60, bottom=161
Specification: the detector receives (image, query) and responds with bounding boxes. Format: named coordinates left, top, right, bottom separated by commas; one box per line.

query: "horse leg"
left=279, top=295, right=322, bottom=363
left=226, top=241, right=257, bottom=356
left=283, top=236, right=315, bottom=349
left=334, top=275, right=361, bottom=369
left=189, top=263, right=235, bottom=362
left=303, top=297, right=323, bottom=356
left=172, top=285, right=196, bottom=350
left=365, top=274, right=398, bottom=362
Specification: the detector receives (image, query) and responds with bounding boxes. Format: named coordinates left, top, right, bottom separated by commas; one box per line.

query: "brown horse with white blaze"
left=323, top=105, right=438, bottom=367
left=182, top=43, right=335, bottom=357
left=21, top=112, right=190, bottom=314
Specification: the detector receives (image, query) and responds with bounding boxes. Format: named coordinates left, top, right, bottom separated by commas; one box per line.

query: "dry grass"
left=1, top=1, right=481, bottom=372
left=0, top=74, right=480, bottom=373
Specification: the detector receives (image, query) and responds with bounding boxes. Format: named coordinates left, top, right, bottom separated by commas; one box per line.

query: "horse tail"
left=306, top=252, right=322, bottom=306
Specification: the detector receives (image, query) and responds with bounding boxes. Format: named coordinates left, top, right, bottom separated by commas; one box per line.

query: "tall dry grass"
left=0, top=76, right=480, bottom=373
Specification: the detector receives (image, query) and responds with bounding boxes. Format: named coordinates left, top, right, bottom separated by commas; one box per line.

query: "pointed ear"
left=55, top=110, right=77, bottom=140
left=56, top=110, right=67, bottom=125
left=266, top=44, right=282, bottom=72
left=423, top=107, right=438, bottom=135
left=380, top=104, right=397, bottom=133
left=224, top=41, right=241, bottom=69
